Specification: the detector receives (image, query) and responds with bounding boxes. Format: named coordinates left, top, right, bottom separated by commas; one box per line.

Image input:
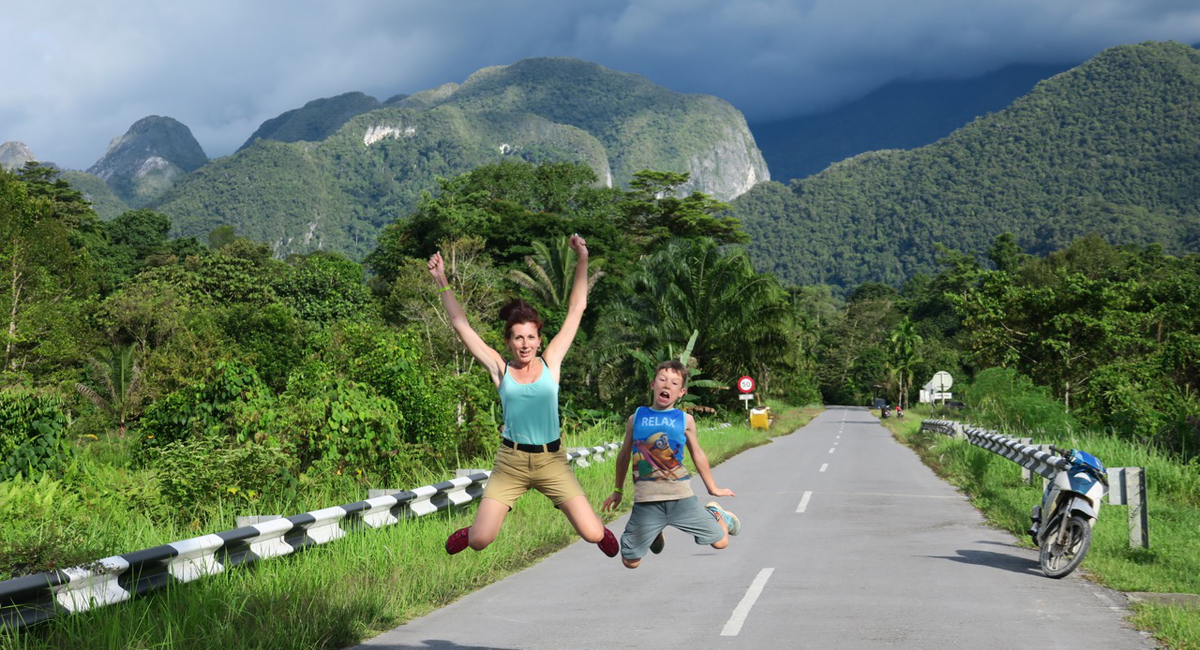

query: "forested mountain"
left=87, top=116, right=208, bottom=208
left=732, top=41, right=1200, bottom=290
left=60, top=170, right=130, bottom=220
left=149, top=57, right=768, bottom=258
left=238, top=91, right=399, bottom=150
left=750, top=62, right=1076, bottom=182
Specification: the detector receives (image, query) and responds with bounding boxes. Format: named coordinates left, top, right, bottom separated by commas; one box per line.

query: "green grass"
left=0, top=406, right=813, bottom=649
left=887, top=406, right=1200, bottom=650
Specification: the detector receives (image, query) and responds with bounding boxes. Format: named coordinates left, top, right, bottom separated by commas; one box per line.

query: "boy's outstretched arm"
left=684, top=413, right=735, bottom=498
left=602, top=415, right=635, bottom=512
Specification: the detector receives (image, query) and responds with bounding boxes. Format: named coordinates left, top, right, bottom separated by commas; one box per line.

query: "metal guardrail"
left=919, top=419, right=1149, bottom=549
left=0, top=442, right=619, bottom=631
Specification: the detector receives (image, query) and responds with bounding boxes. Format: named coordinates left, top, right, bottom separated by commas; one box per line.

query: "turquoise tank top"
left=498, top=359, right=560, bottom=445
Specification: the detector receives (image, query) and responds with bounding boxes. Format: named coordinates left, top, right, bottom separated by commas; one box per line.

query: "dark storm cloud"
left=4, top=0, right=1200, bottom=170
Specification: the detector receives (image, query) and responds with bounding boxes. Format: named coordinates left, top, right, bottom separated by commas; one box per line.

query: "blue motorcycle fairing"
left=1068, top=470, right=1100, bottom=493
left=1070, top=449, right=1105, bottom=474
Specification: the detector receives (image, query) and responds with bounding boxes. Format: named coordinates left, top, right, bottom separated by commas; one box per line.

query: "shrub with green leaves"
left=274, top=360, right=419, bottom=483
left=961, top=367, right=1078, bottom=435
left=133, top=360, right=270, bottom=464
left=151, top=438, right=292, bottom=517
left=0, top=388, right=71, bottom=481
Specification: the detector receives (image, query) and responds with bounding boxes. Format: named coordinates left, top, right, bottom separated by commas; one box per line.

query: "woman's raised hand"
left=568, top=233, right=588, bottom=259
left=427, top=251, right=447, bottom=283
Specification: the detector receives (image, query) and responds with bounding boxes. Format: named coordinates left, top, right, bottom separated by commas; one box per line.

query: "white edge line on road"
left=819, top=463, right=828, bottom=472
left=796, top=491, right=813, bottom=513
left=721, top=568, right=775, bottom=636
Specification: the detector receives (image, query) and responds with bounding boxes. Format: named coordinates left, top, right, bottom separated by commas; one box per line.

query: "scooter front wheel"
left=1039, top=515, right=1092, bottom=578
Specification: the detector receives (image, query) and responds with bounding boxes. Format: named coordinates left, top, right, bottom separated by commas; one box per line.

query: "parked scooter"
left=895, top=405, right=904, bottom=419
left=881, top=405, right=892, bottom=419
left=1027, top=445, right=1107, bottom=578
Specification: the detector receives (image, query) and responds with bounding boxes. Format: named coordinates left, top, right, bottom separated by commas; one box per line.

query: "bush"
left=151, top=438, right=292, bottom=518
left=962, top=367, right=1078, bottom=435
left=133, top=360, right=270, bottom=465
left=0, top=388, right=72, bottom=481
left=274, top=361, right=422, bottom=483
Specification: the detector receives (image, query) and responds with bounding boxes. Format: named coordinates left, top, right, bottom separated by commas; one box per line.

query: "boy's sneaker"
left=706, top=502, right=741, bottom=536
left=445, top=526, right=471, bottom=555
left=599, top=527, right=620, bottom=557
left=650, top=531, right=666, bottom=554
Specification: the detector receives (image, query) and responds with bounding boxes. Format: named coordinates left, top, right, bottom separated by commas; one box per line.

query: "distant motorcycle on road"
left=1028, top=446, right=1108, bottom=578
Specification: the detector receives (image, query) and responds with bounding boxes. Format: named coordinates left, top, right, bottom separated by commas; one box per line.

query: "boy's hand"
left=601, top=491, right=622, bottom=511
left=709, top=486, right=735, bottom=497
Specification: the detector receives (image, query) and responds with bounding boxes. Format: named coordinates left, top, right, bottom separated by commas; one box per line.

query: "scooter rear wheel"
left=1038, top=515, right=1092, bottom=578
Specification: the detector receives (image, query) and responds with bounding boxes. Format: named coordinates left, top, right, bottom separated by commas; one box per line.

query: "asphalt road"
left=354, top=407, right=1157, bottom=650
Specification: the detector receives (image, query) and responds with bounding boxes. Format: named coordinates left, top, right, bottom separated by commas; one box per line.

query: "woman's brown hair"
left=499, top=299, right=543, bottom=339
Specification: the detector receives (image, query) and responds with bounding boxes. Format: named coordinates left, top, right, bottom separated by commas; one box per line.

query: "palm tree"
left=595, top=238, right=789, bottom=409
left=75, top=343, right=144, bottom=437
left=508, top=236, right=604, bottom=329
left=886, top=317, right=923, bottom=409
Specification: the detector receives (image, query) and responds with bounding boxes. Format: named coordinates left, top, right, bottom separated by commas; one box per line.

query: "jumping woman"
left=428, top=234, right=618, bottom=557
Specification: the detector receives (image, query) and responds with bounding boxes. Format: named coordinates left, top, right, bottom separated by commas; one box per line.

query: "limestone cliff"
left=0, top=141, right=36, bottom=171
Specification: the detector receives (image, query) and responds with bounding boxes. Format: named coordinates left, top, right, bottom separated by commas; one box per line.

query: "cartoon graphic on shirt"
left=634, top=432, right=687, bottom=480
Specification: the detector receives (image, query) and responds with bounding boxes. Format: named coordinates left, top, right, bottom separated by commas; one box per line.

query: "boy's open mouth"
left=658, top=390, right=671, bottom=400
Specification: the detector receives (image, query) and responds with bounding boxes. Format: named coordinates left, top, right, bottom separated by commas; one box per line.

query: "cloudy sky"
left=5, top=0, right=1200, bottom=170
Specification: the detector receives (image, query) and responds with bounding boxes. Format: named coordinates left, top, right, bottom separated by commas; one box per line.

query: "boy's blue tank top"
left=631, top=405, right=691, bottom=485
left=498, top=359, right=559, bottom=445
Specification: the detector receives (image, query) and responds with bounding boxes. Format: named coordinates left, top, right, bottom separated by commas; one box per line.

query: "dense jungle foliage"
left=733, top=41, right=1200, bottom=289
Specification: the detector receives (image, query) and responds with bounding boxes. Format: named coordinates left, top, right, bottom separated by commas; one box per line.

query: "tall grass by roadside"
left=887, top=406, right=1200, bottom=650
left=0, top=406, right=815, bottom=650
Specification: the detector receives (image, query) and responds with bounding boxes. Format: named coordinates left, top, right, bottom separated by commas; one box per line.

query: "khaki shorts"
left=482, top=444, right=585, bottom=508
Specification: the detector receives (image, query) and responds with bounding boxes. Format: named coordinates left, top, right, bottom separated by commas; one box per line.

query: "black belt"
left=502, top=437, right=561, bottom=453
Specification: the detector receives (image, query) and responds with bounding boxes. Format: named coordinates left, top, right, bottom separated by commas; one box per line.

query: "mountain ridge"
left=731, top=41, right=1200, bottom=291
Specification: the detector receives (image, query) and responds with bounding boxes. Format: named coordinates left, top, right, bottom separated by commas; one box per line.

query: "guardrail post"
left=1017, top=438, right=1034, bottom=485
left=1126, top=467, right=1149, bottom=549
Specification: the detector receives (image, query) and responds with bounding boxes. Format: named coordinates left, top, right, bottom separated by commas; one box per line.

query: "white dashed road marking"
left=820, top=463, right=829, bottom=472
left=720, top=568, right=775, bottom=637
left=796, top=491, right=813, bottom=513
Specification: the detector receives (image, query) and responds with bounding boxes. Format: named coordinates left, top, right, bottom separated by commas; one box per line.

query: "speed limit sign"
left=737, top=375, right=755, bottom=394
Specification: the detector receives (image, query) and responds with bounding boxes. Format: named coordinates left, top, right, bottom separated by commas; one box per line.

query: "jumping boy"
left=601, top=360, right=740, bottom=569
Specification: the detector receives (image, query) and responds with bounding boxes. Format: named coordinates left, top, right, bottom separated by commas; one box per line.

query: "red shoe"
left=598, top=527, right=619, bottom=557
left=445, top=526, right=471, bottom=555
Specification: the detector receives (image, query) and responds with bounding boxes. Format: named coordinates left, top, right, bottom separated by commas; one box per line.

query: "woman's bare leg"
left=558, top=495, right=605, bottom=543
left=468, top=497, right=511, bottom=551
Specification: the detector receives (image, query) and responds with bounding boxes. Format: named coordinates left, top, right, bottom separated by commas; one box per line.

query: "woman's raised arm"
left=542, top=234, right=589, bottom=380
left=428, top=251, right=506, bottom=386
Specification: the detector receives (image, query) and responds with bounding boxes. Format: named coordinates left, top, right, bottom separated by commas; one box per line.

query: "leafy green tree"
left=886, top=317, right=923, bottom=408
left=274, top=251, right=374, bottom=323
left=0, top=170, right=99, bottom=382
left=622, top=170, right=747, bottom=246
